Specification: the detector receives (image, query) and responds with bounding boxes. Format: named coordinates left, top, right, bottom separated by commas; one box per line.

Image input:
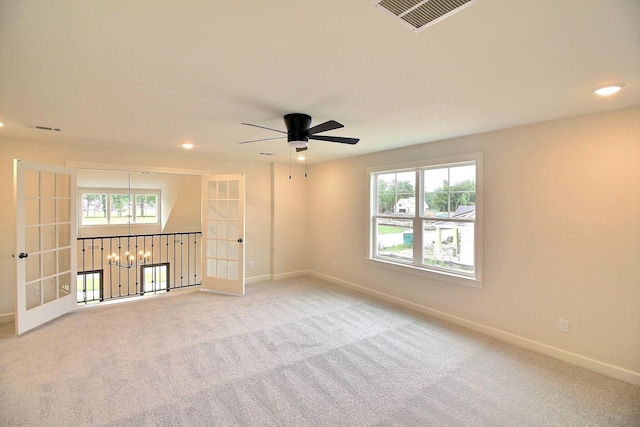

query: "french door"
left=201, top=174, right=245, bottom=295
left=14, top=160, right=77, bottom=334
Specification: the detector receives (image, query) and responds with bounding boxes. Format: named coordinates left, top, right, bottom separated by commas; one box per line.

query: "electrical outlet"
left=35, top=286, right=40, bottom=296
left=559, top=319, right=569, bottom=333
left=249, top=261, right=254, bottom=269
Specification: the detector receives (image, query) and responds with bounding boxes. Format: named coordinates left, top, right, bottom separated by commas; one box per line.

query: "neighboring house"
left=451, top=205, right=475, bottom=219
left=395, top=197, right=415, bottom=214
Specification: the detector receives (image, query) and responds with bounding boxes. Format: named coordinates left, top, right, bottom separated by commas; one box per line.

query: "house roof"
left=453, top=205, right=475, bottom=218
left=433, top=205, right=475, bottom=228
left=0, top=1, right=638, bottom=164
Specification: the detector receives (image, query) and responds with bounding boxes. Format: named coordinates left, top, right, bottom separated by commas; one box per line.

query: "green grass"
left=378, top=226, right=406, bottom=234
left=386, top=244, right=411, bottom=251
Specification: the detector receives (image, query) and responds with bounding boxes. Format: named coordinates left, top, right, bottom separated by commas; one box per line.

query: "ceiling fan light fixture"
left=289, top=140, right=308, bottom=149
left=592, top=83, right=625, bottom=96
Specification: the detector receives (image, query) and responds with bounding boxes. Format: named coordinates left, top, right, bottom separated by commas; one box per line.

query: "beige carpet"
left=1, top=276, right=638, bottom=426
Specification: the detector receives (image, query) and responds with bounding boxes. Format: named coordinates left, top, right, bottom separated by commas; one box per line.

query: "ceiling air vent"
left=26, top=124, right=62, bottom=132
left=373, top=0, right=477, bottom=32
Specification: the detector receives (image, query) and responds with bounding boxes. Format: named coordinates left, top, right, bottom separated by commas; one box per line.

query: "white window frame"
left=367, top=153, right=483, bottom=287
left=78, top=188, right=161, bottom=227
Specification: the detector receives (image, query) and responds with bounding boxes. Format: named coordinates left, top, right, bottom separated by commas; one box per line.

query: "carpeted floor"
left=1, top=276, right=638, bottom=426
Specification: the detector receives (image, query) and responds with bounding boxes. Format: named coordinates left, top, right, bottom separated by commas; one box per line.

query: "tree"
left=378, top=179, right=414, bottom=213
left=425, top=180, right=475, bottom=214
left=83, top=194, right=106, bottom=218
left=111, top=194, right=131, bottom=219
left=136, top=194, right=156, bottom=218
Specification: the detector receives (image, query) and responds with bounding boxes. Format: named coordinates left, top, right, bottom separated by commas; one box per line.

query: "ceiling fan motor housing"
left=284, top=113, right=312, bottom=143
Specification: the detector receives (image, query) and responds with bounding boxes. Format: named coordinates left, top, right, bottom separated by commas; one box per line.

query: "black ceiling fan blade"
left=309, top=134, right=359, bottom=145
left=241, top=122, right=287, bottom=134
left=307, top=120, right=344, bottom=135
left=239, top=136, right=286, bottom=144
left=295, top=146, right=308, bottom=152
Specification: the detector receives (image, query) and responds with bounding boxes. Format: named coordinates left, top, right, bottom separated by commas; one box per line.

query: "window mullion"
left=106, top=192, right=112, bottom=224
left=447, top=167, right=451, bottom=216
left=132, top=193, right=137, bottom=224
left=414, top=169, right=423, bottom=265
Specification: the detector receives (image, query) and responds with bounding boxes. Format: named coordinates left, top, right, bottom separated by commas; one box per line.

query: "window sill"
left=365, top=257, right=483, bottom=289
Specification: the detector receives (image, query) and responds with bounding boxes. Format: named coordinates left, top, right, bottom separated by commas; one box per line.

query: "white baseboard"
left=0, top=312, right=14, bottom=324
left=309, top=271, right=640, bottom=387
left=245, top=274, right=273, bottom=284
left=271, top=269, right=311, bottom=281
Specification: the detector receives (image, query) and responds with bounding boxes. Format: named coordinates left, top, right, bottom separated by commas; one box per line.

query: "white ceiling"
left=1, top=0, right=638, bottom=164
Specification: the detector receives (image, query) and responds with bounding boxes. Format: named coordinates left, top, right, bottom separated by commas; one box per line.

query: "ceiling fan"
left=239, top=113, right=359, bottom=152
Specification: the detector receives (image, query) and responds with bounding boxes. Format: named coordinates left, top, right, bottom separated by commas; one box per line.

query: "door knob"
left=237, top=238, right=243, bottom=243
left=18, top=252, right=29, bottom=259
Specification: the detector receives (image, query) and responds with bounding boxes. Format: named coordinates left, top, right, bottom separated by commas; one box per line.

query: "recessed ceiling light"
left=181, top=143, right=194, bottom=149
left=592, top=83, right=625, bottom=96
left=0, top=122, right=4, bottom=128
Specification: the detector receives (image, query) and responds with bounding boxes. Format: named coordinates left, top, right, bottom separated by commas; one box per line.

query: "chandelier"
left=106, top=171, right=151, bottom=269
left=108, top=249, right=151, bottom=268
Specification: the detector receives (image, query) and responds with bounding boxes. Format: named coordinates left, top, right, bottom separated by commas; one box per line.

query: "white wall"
left=272, top=162, right=309, bottom=276
left=162, top=175, right=202, bottom=233
left=307, top=107, right=640, bottom=383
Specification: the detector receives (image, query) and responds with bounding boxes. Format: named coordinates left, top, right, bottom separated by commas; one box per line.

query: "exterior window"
left=135, top=194, right=158, bottom=223
left=141, top=263, right=169, bottom=294
left=81, top=194, right=107, bottom=225
left=369, top=154, right=482, bottom=284
left=110, top=194, right=132, bottom=224
left=80, top=189, right=160, bottom=226
left=77, top=270, right=102, bottom=304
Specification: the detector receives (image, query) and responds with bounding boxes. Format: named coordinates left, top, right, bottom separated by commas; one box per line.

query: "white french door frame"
left=14, top=161, right=242, bottom=334
left=201, top=174, right=245, bottom=296
left=14, top=159, right=77, bottom=334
